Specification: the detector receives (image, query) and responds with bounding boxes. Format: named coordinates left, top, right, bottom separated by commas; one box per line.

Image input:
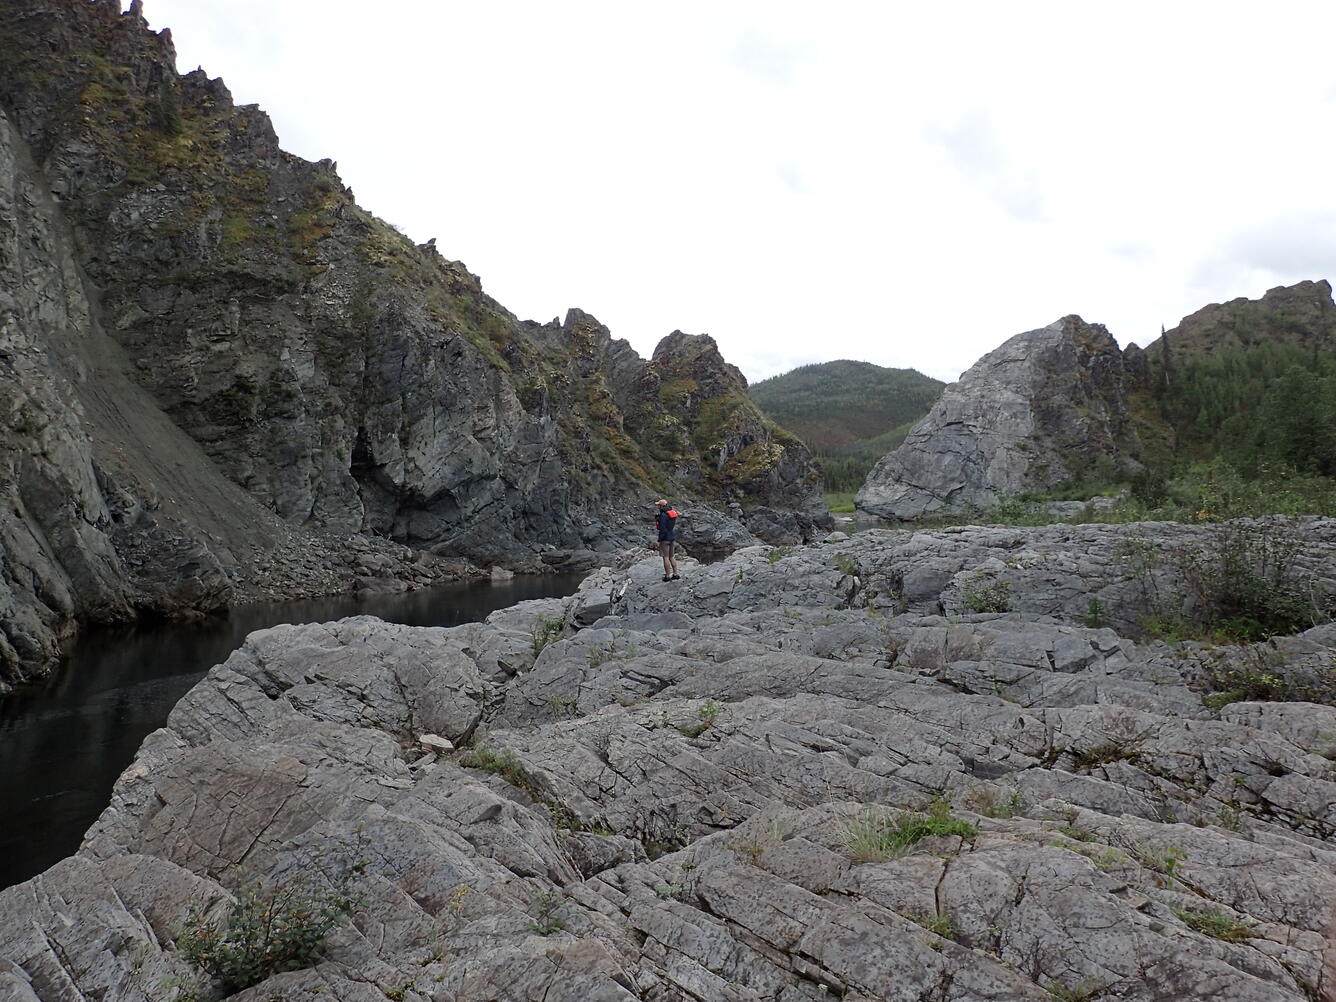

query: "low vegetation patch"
left=824, top=491, right=857, bottom=513
left=531, top=615, right=564, bottom=656
left=841, top=801, right=977, bottom=863
left=459, top=746, right=535, bottom=795
left=1122, top=518, right=1332, bottom=644
left=961, top=573, right=1011, bottom=614
left=173, top=837, right=368, bottom=994
left=676, top=699, right=720, bottom=739
left=1170, top=904, right=1254, bottom=942
left=1194, top=646, right=1336, bottom=708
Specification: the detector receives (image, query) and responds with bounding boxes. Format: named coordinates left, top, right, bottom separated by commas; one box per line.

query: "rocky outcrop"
left=624, top=331, right=829, bottom=544
left=0, top=99, right=463, bottom=690
left=3, top=520, right=1335, bottom=1000
left=0, top=0, right=825, bottom=683
left=1143, top=279, right=1336, bottom=359
left=857, top=316, right=1140, bottom=519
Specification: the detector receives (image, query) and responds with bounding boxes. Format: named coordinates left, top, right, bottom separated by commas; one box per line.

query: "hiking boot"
left=662, top=575, right=671, bottom=582
left=670, top=574, right=680, bottom=580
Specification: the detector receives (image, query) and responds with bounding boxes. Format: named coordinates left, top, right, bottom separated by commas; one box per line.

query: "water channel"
left=0, top=575, right=582, bottom=889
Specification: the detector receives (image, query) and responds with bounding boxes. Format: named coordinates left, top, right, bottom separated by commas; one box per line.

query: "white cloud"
left=143, top=0, right=1336, bottom=384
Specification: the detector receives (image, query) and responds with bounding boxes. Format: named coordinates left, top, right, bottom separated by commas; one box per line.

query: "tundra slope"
left=3, top=519, right=1336, bottom=1001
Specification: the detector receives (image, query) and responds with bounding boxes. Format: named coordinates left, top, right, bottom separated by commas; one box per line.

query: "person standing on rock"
left=654, top=499, right=680, bottom=581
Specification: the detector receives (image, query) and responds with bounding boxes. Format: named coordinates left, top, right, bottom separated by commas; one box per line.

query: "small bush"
left=175, top=838, right=368, bottom=993
left=1194, top=646, right=1336, bottom=707
left=961, top=574, right=1011, bottom=614
left=833, top=552, right=858, bottom=576
left=1082, top=598, right=1108, bottom=629
left=531, top=615, right=564, bottom=656
left=677, top=699, right=721, bottom=739
left=1055, top=824, right=1096, bottom=842
left=1175, top=521, right=1326, bottom=641
left=910, top=911, right=955, bottom=939
left=531, top=890, right=566, bottom=935
left=979, top=791, right=1026, bottom=819
left=1124, top=520, right=1331, bottom=643
left=1129, top=467, right=1170, bottom=507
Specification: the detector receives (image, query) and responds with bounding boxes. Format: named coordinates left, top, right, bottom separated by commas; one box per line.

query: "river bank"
left=0, top=574, right=581, bottom=889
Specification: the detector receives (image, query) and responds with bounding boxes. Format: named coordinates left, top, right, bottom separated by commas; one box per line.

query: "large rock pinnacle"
left=857, top=315, right=1139, bottom=519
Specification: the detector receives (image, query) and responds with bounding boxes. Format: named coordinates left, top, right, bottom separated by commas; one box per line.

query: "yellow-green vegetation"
left=840, top=800, right=977, bottom=864
left=1170, top=905, right=1253, bottom=942
left=459, top=746, right=534, bottom=795
left=960, top=573, right=1011, bottom=613
left=676, top=699, right=720, bottom=739
left=824, top=491, right=857, bottom=512
left=1194, top=644, right=1336, bottom=708
left=909, top=911, right=956, bottom=939
left=531, top=615, right=563, bottom=656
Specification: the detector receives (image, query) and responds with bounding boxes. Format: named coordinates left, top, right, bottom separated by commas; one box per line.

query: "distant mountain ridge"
left=750, top=360, right=944, bottom=496
left=750, top=360, right=944, bottom=452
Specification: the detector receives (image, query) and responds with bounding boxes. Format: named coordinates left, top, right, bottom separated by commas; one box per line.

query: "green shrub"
left=459, top=746, right=535, bottom=795
left=531, top=615, right=564, bottom=656
left=1129, top=467, right=1170, bottom=507
left=1174, top=520, right=1325, bottom=641
left=677, top=699, right=720, bottom=739
left=961, top=573, right=1011, bottom=614
left=531, top=890, right=566, bottom=935
left=1082, top=597, right=1108, bottom=628
left=175, top=839, right=368, bottom=993
left=1195, top=646, right=1336, bottom=707
left=1124, top=520, right=1331, bottom=643
left=910, top=911, right=956, bottom=939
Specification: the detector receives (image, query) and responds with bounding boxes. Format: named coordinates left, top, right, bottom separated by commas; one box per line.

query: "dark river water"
left=0, top=575, right=582, bottom=890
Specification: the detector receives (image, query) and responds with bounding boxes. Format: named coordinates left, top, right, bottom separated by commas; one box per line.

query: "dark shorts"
left=659, top=540, right=675, bottom=557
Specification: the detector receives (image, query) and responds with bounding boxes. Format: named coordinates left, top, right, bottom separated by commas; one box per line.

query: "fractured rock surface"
left=3, top=521, right=1336, bottom=1000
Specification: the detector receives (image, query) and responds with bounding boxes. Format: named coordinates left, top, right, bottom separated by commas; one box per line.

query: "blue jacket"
left=656, top=507, right=676, bottom=541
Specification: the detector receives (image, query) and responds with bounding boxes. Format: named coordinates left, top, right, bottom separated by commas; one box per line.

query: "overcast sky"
left=145, top=1, right=1336, bottom=384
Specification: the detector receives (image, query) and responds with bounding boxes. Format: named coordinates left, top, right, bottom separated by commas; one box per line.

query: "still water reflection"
left=0, top=575, right=581, bottom=889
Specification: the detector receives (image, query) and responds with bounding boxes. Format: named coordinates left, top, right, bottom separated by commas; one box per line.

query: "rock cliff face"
left=857, top=316, right=1138, bottom=519
left=3, top=521, right=1336, bottom=1000
left=1146, top=279, right=1336, bottom=359
left=0, top=0, right=825, bottom=684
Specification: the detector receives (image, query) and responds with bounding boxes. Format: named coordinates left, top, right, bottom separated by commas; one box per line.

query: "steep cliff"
left=0, top=0, right=825, bottom=684
left=857, top=315, right=1139, bottom=519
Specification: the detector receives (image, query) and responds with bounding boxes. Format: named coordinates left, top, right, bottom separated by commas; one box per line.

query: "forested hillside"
left=1133, top=280, right=1336, bottom=480
left=751, top=360, right=943, bottom=495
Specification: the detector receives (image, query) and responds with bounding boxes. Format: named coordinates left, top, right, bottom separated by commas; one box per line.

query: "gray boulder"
left=857, top=316, right=1139, bottom=519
